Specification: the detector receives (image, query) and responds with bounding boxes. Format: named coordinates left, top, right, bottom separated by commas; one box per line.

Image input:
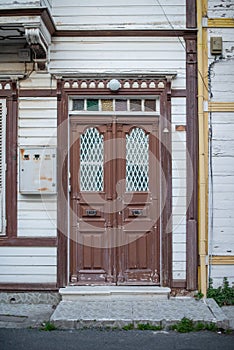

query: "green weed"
left=122, top=323, right=134, bottom=331
left=207, top=277, right=234, bottom=306
left=137, top=323, right=163, bottom=331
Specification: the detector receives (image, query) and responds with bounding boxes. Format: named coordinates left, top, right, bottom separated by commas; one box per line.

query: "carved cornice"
left=59, top=77, right=170, bottom=92
left=25, top=27, right=49, bottom=71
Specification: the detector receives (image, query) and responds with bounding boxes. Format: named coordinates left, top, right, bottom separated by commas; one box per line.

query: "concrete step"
left=59, top=286, right=171, bottom=301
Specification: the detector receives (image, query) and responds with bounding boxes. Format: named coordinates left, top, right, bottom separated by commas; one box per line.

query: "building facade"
left=0, top=0, right=233, bottom=294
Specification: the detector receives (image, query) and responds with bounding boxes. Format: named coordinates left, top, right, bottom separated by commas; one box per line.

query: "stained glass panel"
left=145, top=99, right=156, bottom=112
left=101, top=99, right=113, bottom=111
left=87, top=99, right=99, bottom=111
left=73, top=99, right=84, bottom=111
left=80, top=128, right=104, bottom=191
left=126, top=128, right=149, bottom=192
left=130, top=100, right=141, bottom=111
left=115, top=99, right=128, bottom=111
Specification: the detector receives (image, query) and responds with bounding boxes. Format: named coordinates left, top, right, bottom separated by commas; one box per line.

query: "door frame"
left=57, top=77, right=173, bottom=287
left=69, top=116, right=161, bottom=285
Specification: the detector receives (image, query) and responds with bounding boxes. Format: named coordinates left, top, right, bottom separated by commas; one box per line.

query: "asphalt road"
left=0, top=329, right=234, bottom=350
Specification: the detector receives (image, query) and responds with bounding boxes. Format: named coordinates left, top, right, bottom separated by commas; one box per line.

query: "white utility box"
left=19, top=148, right=56, bottom=194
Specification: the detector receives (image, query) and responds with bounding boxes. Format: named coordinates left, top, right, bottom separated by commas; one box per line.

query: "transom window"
left=71, top=97, right=159, bottom=113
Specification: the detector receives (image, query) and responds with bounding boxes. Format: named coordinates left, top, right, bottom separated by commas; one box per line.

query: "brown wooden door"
left=69, top=116, right=160, bottom=285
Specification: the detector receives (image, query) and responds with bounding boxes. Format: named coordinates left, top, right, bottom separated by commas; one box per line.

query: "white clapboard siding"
left=52, top=0, right=186, bottom=30
left=208, top=29, right=234, bottom=102
left=0, top=247, right=57, bottom=283
left=19, top=72, right=57, bottom=90
left=208, top=0, right=234, bottom=18
left=0, top=100, right=6, bottom=236
left=171, top=97, right=187, bottom=280
left=209, top=19, right=234, bottom=271
left=209, top=265, right=234, bottom=289
left=18, top=97, right=57, bottom=238
left=50, top=37, right=186, bottom=89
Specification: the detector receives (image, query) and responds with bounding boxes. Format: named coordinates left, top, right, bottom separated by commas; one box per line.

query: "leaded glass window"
left=80, top=128, right=104, bottom=191
left=126, top=128, right=149, bottom=192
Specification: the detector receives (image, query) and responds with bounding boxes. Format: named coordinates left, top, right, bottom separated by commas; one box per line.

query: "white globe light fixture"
left=108, top=79, right=121, bottom=92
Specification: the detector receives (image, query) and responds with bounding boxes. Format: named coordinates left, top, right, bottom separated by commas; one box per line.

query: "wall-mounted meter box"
left=19, top=148, right=56, bottom=194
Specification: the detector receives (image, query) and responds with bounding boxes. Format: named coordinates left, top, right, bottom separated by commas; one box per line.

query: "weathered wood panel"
left=52, top=0, right=186, bottom=30
left=208, top=29, right=234, bottom=102
left=208, top=0, right=234, bottom=18
left=208, top=17, right=234, bottom=284
left=0, top=0, right=52, bottom=8
left=0, top=247, right=57, bottom=283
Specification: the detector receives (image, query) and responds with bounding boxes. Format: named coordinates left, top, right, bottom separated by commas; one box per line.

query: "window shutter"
left=0, top=100, right=6, bottom=235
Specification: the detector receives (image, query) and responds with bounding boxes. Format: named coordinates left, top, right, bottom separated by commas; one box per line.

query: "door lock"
left=131, top=209, right=143, bottom=216
left=86, top=209, right=97, bottom=216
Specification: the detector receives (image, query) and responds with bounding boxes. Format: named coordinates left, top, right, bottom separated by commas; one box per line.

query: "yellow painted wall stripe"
left=209, top=256, right=234, bottom=265
left=208, top=102, right=234, bottom=112
left=208, top=18, right=234, bottom=28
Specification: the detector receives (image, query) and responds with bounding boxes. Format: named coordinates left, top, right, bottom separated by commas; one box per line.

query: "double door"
left=69, top=115, right=160, bottom=285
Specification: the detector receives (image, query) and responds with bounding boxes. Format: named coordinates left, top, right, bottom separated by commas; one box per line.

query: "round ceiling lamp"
left=108, top=79, right=121, bottom=92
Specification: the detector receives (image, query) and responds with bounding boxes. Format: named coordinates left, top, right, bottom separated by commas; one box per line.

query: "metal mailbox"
left=19, top=148, right=56, bottom=194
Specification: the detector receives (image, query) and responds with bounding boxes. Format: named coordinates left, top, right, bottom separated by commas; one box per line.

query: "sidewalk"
left=0, top=293, right=233, bottom=330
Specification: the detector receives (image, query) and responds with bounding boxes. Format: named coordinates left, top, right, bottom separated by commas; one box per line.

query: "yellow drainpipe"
left=197, top=0, right=208, bottom=296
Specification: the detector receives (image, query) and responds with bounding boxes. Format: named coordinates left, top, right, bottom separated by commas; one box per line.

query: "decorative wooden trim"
left=171, top=280, right=187, bottom=288
left=54, top=29, right=197, bottom=38
left=185, top=37, right=198, bottom=290
left=0, top=82, right=18, bottom=239
left=57, top=81, right=68, bottom=288
left=208, top=102, right=234, bottom=112
left=19, top=90, right=57, bottom=98
left=0, top=8, right=56, bottom=35
left=61, top=78, right=167, bottom=91
left=210, top=256, right=234, bottom=265
left=160, top=81, right=172, bottom=287
left=0, top=283, right=58, bottom=291
left=186, top=0, right=197, bottom=29
left=0, top=237, right=57, bottom=247
left=208, top=18, right=234, bottom=28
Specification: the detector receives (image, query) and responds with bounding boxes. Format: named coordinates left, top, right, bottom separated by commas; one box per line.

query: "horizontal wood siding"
left=18, top=97, right=57, bottom=238
left=208, top=19, right=234, bottom=285
left=50, top=37, right=186, bottom=89
left=171, top=97, right=187, bottom=280
left=208, top=28, right=234, bottom=102
left=208, top=0, right=234, bottom=18
left=209, top=265, right=234, bottom=288
left=51, top=0, right=186, bottom=30
left=0, top=247, right=57, bottom=283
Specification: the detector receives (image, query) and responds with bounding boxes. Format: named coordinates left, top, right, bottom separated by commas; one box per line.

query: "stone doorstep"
left=50, top=298, right=230, bottom=330
left=59, top=286, right=171, bottom=301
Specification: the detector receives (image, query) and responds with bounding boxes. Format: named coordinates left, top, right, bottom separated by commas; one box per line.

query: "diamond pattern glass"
left=80, top=128, right=104, bottom=191
left=126, top=128, right=149, bottom=192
